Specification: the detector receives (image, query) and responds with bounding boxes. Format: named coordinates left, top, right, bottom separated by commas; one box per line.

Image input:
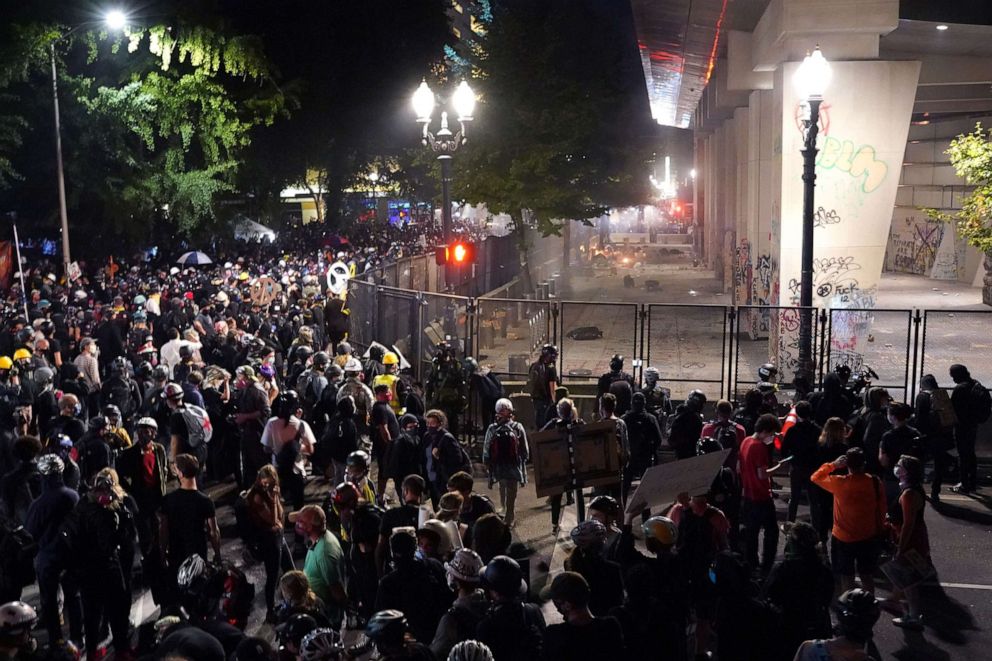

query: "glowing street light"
left=105, top=9, right=128, bottom=31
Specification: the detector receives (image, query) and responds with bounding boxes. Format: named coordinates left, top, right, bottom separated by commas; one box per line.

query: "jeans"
left=497, top=479, right=519, bottom=525
left=955, top=425, right=978, bottom=489
left=257, top=529, right=291, bottom=611
left=741, top=498, right=779, bottom=575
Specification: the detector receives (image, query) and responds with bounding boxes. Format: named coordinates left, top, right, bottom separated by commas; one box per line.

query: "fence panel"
left=419, top=291, right=472, bottom=379
left=921, top=310, right=992, bottom=391
left=376, top=287, right=422, bottom=375
left=475, top=297, right=552, bottom=379
left=646, top=304, right=729, bottom=400
left=559, top=301, right=638, bottom=383
left=733, top=305, right=821, bottom=403
left=345, top=280, right=378, bottom=353
left=828, top=308, right=914, bottom=402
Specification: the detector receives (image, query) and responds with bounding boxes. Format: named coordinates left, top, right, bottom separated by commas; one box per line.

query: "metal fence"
left=346, top=279, right=992, bottom=404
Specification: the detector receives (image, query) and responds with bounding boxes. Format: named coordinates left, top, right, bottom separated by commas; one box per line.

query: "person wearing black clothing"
left=76, top=417, right=115, bottom=486
left=375, top=475, right=427, bottom=577
left=609, top=564, right=671, bottom=661
left=25, top=454, right=82, bottom=644
left=879, top=402, right=923, bottom=508
left=668, top=390, right=706, bottom=460
left=477, top=556, right=546, bottom=661
left=914, top=374, right=955, bottom=502
left=781, top=401, right=822, bottom=522
left=732, top=389, right=763, bottom=436
left=423, top=410, right=467, bottom=509
left=808, top=373, right=854, bottom=426
left=384, top=415, right=422, bottom=501
left=349, top=503, right=384, bottom=620
left=371, top=385, right=401, bottom=501
left=245, top=465, right=287, bottom=621
left=374, top=529, right=452, bottom=646
left=851, top=387, right=891, bottom=474
left=447, top=471, right=495, bottom=550
left=950, top=363, right=982, bottom=493
left=621, top=392, right=663, bottom=501
left=318, top=395, right=359, bottom=486
left=541, top=571, right=624, bottom=661
left=528, top=345, right=558, bottom=430
left=762, top=522, right=834, bottom=661
left=564, top=521, right=624, bottom=617
left=0, top=436, right=44, bottom=524
left=155, top=621, right=227, bottom=661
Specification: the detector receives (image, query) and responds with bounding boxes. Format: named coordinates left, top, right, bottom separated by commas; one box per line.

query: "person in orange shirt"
left=811, top=447, right=887, bottom=595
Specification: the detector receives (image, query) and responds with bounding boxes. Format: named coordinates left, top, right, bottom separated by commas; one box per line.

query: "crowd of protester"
left=0, top=217, right=985, bottom=661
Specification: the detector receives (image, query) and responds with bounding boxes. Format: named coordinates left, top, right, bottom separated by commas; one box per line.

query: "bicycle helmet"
left=540, top=344, right=558, bottom=359
left=366, top=610, right=407, bottom=647
left=641, top=516, right=678, bottom=547
left=102, top=404, right=121, bottom=421
left=163, top=382, right=184, bottom=401
left=331, top=482, right=360, bottom=510
left=569, top=519, right=607, bottom=549
left=37, top=454, right=64, bottom=477
left=481, top=556, right=525, bottom=596
left=279, top=613, right=318, bottom=649
left=346, top=450, right=370, bottom=472
left=448, top=640, right=494, bottom=661
left=313, top=351, right=330, bottom=369
left=836, top=588, right=880, bottom=638
left=176, top=554, right=208, bottom=590
left=643, top=366, right=660, bottom=382
left=588, top=495, right=619, bottom=517
left=300, top=628, right=343, bottom=661
left=445, top=548, right=484, bottom=584
left=278, top=390, right=301, bottom=418
left=152, top=365, right=169, bottom=381
left=136, top=417, right=158, bottom=430
left=34, top=367, right=54, bottom=387
left=294, top=346, right=314, bottom=363
left=757, top=363, right=777, bottom=382
left=696, top=436, right=723, bottom=456
left=0, top=601, right=37, bottom=634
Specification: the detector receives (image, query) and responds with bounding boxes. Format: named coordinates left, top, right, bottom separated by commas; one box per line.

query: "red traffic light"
left=435, top=242, right=476, bottom=265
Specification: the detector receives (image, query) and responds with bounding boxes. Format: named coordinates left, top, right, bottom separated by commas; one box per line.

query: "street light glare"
left=689, top=168, right=697, bottom=179
left=452, top=80, right=476, bottom=121
left=793, top=45, right=831, bottom=101
left=105, top=9, right=127, bottom=30
left=412, top=80, right=435, bottom=122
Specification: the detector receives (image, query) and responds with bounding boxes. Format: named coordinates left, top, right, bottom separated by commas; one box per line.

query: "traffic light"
left=435, top=241, right=476, bottom=265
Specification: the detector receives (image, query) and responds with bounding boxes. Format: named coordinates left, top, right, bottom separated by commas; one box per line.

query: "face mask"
left=97, top=493, right=114, bottom=507
left=709, top=568, right=718, bottom=585
left=761, top=434, right=775, bottom=446
left=414, top=548, right=427, bottom=561
left=894, top=464, right=907, bottom=482
left=447, top=574, right=459, bottom=592
left=74, top=404, right=82, bottom=416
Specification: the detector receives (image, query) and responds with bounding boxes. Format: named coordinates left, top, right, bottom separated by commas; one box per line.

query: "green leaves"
left=930, top=123, right=992, bottom=253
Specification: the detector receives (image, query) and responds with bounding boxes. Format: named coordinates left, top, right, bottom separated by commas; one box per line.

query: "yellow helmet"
left=0, top=357, right=12, bottom=370
left=641, top=516, right=678, bottom=547
left=382, top=352, right=399, bottom=366
left=13, top=348, right=31, bottom=362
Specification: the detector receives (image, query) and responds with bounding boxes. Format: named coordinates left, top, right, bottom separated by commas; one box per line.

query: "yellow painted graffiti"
left=816, top=137, right=887, bottom=193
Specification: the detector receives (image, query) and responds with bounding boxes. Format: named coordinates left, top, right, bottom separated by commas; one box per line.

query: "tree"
left=451, top=0, right=655, bottom=291
left=927, top=123, right=992, bottom=303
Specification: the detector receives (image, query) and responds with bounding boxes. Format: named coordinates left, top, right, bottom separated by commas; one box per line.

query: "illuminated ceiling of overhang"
left=629, top=0, right=768, bottom=128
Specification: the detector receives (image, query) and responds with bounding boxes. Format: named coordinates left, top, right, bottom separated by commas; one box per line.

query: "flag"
left=777, top=406, right=798, bottom=451
left=0, top=241, right=12, bottom=290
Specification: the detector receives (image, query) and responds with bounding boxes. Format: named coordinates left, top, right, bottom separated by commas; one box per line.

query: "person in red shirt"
left=738, top=413, right=784, bottom=575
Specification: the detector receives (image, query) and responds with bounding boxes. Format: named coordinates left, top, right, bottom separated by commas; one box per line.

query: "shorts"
left=831, top=537, right=880, bottom=576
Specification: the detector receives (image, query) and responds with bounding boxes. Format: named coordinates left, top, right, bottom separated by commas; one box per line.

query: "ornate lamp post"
left=793, top=46, right=831, bottom=381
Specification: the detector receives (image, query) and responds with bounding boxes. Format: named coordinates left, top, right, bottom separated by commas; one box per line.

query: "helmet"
left=214, top=291, right=229, bottom=304
left=152, top=365, right=169, bottom=381
left=481, top=556, right=524, bottom=596
left=37, top=454, right=65, bottom=476
left=834, top=364, right=852, bottom=380
left=0, top=601, right=37, bottom=634
left=343, top=357, right=363, bottom=374
left=758, top=363, right=777, bottom=382
left=278, top=390, right=300, bottom=417
left=609, top=354, right=624, bottom=372
left=133, top=294, right=147, bottom=305
left=644, top=366, right=660, bottom=381
left=313, top=351, right=330, bottom=369
left=448, top=640, right=495, bottom=661
left=300, top=628, right=343, bottom=661
left=368, top=345, right=385, bottom=362
left=346, top=450, right=370, bottom=472
left=641, top=516, right=678, bottom=547
left=434, top=341, right=450, bottom=357
left=540, top=344, right=558, bottom=358
left=336, top=342, right=352, bottom=356
left=0, top=357, right=11, bottom=370
left=136, top=417, right=159, bottom=430
left=102, top=404, right=122, bottom=420
left=463, top=356, right=478, bottom=374
left=696, top=436, right=724, bottom=455
left=757, top=381, right=777, bottom=394
left=331, top=482, right=360, bottom=510
left=336, top=395, right=356, bottom=417
left=34, top=366, right=54, bottom=386
left=294, top=346, right=314, bottom=362
left=88, top=416, right=109, bottom=432
left=176, top=554, right=207, bottom=589
left=836, top=588, right=880, bottom=635
left=110, top=356, right=130, bottom=375
left=588, top=495, right=619, bottom=516
left=136, top=361, right=153, bottom=378
left=163, top=382, right=184, bottom=400
left=279, top=613, right=318, bottom=648
left=366, top=610, right=407, bottom=646
left=570, top=519, right=607, bottom=549
left=382, top=351, right=399, bottom=366
left=445, top=548, right=484, bottom=583
left=13, top=348, right=31, bottom=362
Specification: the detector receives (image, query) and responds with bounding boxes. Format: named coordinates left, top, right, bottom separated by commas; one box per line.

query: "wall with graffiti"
left=884, top=215, right=944, bottom=275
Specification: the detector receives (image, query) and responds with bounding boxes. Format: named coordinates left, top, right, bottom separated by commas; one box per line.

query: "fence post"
left=910, top=309, right=922, bottom=403
left=726, top=307, right=736, bottom=401
left=415, top=292, right=425, bottom=382
left=817, top=309, right=829, bottom=390
left=466, top=298, right=477, bottom=360
left=638, top=305, right=647, bottom=386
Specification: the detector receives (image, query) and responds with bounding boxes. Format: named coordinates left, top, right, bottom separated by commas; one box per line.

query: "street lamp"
left=413, top=79, right=475, bottom=245
left=50, top=9, right=128, bottom=278
left=793, top=46, right=831, bottom=381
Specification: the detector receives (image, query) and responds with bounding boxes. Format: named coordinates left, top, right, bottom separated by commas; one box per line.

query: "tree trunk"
left=304, top=182, right=324, bottom=224
left=512, top=212, right=534, bottom=296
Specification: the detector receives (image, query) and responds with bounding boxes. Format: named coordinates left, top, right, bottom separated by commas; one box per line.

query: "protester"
left=541, top=571, right=625, bottom=660
left=739, top=413, right=784, bottom=576
left=482, top=398, right=528, bottom=528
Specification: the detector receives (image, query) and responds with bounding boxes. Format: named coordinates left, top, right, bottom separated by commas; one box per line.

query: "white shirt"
left=261, top=416, right=316, bottom=474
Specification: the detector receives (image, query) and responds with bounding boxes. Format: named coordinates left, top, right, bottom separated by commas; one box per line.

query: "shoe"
left=552, top=524, right=560, bottom=535
left=264, top=609, right=278, bottom=625
left=893, top=615, right=924, bottom=631
left=950, top=483, right=973, bottom=494
left=929, top=492, right=941, bottom=506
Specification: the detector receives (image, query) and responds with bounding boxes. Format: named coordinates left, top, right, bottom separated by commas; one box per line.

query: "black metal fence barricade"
left=827, top=308, right=914, bottom=402
left=475, top=297, right=553, bottom=379
left=920, top=309, right=992, bottom=397
left=558, top=301, right=639, bottom=385
left=646, top=304, right=731, bottom=401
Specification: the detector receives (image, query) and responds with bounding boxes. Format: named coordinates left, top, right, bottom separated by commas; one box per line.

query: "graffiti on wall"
left=754, top=254, right=775, bottom=333
left=813, top=207, right=842, bottom=229
left=816, top=137, right=888, bottom=194
left=787, top=256, right=869, bottom=307
left=734, top=238, right=753, bottom=306
left=886, top=217, right=944, bottom=275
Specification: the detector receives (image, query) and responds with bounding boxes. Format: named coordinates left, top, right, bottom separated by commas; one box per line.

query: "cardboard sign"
left=624, top=449, right=731, bottom=515
left=250, top=276, right=281, bottom=306
left=67, top=261, right=81, bottom=283
left=531, top=421, right=621, bottom=498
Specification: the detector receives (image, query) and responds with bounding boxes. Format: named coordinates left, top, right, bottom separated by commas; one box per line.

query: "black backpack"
left=971, top=381, right=992, bottom=424
left=710, top=420, right=740, bottom=450
left=0, top=516, right=37, bottom=590
left=489, top=423, right=521, bottom=467
left=275, top=424, right=304, bottom=474
left=102, top=377, right=134, bottom=419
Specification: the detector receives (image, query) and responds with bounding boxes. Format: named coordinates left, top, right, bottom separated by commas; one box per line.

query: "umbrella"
left=176, top=251, right=213, bottom=266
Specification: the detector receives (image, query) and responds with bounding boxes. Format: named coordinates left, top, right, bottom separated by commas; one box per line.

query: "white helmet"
left=176, top=554, right=207, bottom=589
left=136, top=417, right=159, bottom=430
left=444, top=548, right=484, bottom=583
left=448, top=640, right=494, bottom=661
left=0, top=601, right=37, bottom=634
left=343, top=357, right=363, bottom=374
left=300, top=628, right=343, bottom=661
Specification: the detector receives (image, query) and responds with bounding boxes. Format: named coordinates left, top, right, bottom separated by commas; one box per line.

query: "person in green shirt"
left=292, top=505, right=348, bottom=627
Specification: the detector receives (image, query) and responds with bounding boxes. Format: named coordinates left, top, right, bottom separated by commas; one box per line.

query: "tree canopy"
left=929, top=123, right=992, bottom=252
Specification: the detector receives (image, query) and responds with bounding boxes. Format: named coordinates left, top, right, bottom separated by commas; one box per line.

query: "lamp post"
left=50, top=9, right=128, bottom=278
left=794, top=46, right=832, bottom=382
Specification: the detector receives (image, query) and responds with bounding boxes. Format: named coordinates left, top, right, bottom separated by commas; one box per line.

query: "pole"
left=798, top=98, right=821, bottom=382
left=10, top=218, right=29, bottom=321
left=50, top=44, right=72, bottom=277
left=440, top=155, right=453, bottom=291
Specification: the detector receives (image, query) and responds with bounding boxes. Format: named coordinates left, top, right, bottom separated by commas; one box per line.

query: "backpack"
left=180, top=404, right=213, bottom=448
left=275, top=424, right=304, bottom=474
left=233, top=491, right=259, bottom=550
left=489, top=423, right=521, bottom=467
left=710, top=420, right=740, bottom=451
left=448, top=603, right=483, bottom=643
left=526, top=362, right=547, bottom=400
left=455, top=441, right=473, bottom=475
left=971, top=381, right=992, bottom=424
left=927, top=388, right=957, bottom=430
left=102, top=377, right=134, bottom=419
left=0, top=517, right=38, bottom=589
